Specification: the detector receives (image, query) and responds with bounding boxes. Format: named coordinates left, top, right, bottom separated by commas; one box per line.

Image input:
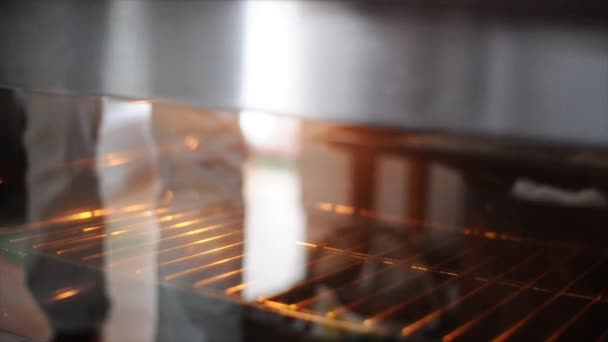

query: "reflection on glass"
left=0, top=89, right=607, bottom=341
left=240, top=111, right=306, bottom=300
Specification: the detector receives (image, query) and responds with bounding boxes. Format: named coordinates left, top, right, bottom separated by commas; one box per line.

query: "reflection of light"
left=335, top=205, right=355, bottom=215
left=53, top=288, right=80, bottom=301
left=106, top=154, right=130, bottom=167
left=239, top=111, right=281, bottom=148
left=82, top=226, right=102, bottom=233
left=239, top=110, right=301, bottom=155
left=183, top=136, right=200, bottom=151
left=122, top=204, right=145, bottom=213
left=225, top=282, right=250, bottom=295
left=411, top=265, right=429, bottom=271
left=239, top=1, right=303, bottom=154
left=70, top=211, right=94, bottom=220
left=484, top=232, right=497, bottom=239
left=296, top=241, right=317, bottom=248
left=318, top=202, right=333, bottom=211
left=243, top=161, right=306, bottom=300
left=130, top=99, right=153, bottom=104
left=93, top=209, right=106, bottom=217
left=240, top=2, right=301, bottom=111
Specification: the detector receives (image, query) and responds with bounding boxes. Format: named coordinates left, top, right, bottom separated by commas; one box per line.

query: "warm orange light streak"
left=225, top=282, right=250, bottom=295
left=492, top=254, right=604, bottom=342
left=53, top=288, right=80, bottom=301
left=317, top=202, right=333, bottom=211
left=110, top=229, right=128, bottom=236
left=401, top=250, right=548, bottom=337
left=82, top=226, right=103, bottom=233
left=164, top=254, right=244, bottom=281
left=296, top=241, right=317, bottom=248
left=158, top=241, right=245, bottom=267
left=30, top=208, right=194, bottom=248
left=136, top=241, right=245, bottom=274
left=257, top=300, right=376, bottom=335
left=83, top=218, right=241, bottom=261
left=122, top=204, right=146, bottom=213
left=10, top=202, right=165, bottom=238
left=106, top=230, right=240, bottom=267
left=194, top=268, right=244, bottom=288
left=335, top=205, right=355, bottom=215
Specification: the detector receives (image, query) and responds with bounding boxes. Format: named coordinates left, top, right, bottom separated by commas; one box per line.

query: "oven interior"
left=1, top=93, right=607, bottom=341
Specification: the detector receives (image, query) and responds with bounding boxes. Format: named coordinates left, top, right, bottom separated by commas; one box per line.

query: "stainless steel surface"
left=1, top=1, right=608, bottom=146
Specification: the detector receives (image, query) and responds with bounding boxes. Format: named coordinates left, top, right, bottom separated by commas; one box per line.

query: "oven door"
left=1, top=88, right=608, bottom=341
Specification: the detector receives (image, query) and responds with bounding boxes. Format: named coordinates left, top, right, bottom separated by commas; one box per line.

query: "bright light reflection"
left=239, top=1, right=302, bottom=112
left=243, top=161, right=306, bottom=300
left=239, top=111, right=301, bottom=155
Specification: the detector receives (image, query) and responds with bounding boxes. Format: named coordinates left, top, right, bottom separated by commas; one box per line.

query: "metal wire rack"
left=2, top=200, right=607, bottom=341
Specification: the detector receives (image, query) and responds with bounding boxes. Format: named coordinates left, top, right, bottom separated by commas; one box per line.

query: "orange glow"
left=262, top=300, right=294, bottom=311
left=296, top=241, right=317, bottom=248
left=156, top=241, right=244, bottom=268
left=122, top=204, right=146, bottom=213
left=335, top=205, right=355, bottom=215
left=110, top=229, right=128, bottom=236
left=131, top=99, right=152, bottom=104
left=95, top=224, right=239, bottom=265
left=53, top=289, right=80, bottom=301
left=184, top=136, right=200, bottom=151
left=258, top=299, right=374, bottom=335
left=317, top=202, right=333, bottom=211
left=170, top=219, right=203, bottom=229
left=82, top=226, right=102, bottom=233
left=225, top=282, right=250, bottom=295
left=164, top=254, right=244, bottom=281
left=93, top=209, right=106, bottom=217
left=70, top=211, right=94, bottom=220
left=141, top=210, right=155, bottom=217
left=106, top=155, right=129, bottom=166
left=358, top=209, right=373, bottom=218
left=159, top=215, right=176, bottom=222
left=184, top=226, right=219, bottom=236
left=484, top=232, right=497, bottom=239
left=194, top=268, right=244, bottom=288
left=411, top=265, right=429, bottom=271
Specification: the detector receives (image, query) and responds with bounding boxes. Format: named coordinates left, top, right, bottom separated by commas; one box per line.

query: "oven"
left=1, top=1, right=607, bottom=341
